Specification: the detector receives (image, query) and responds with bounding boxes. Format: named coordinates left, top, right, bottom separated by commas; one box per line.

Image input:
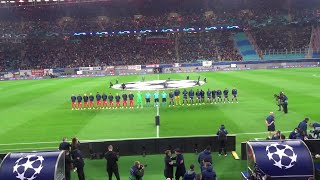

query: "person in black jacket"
left=65, top=150, right=73, bottom=180
left=201, top=162, right=216, bottom=180
left=216, top=125, right=228, bottom=156
left=105, top=145, right=120, bottom=180
left=172, top=148, right=186, bottom=180
left=71, top=137, right=81, bottom=159
left=129, top=161, right=145, bottom=180
left=164, top=150, right=175, bottom=179
left=198, top=146, right=212, bottom=172
left=73, top=150, right=85, bottom=180
left=59, top=137, right=70, bottom=151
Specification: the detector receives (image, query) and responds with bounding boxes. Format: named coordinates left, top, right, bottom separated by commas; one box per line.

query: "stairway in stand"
left=234, top=32, right=259, bottom=61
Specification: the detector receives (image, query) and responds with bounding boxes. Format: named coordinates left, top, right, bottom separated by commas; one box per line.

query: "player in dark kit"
left=216, top=89, right=222, bottom=103
left=122, top=92, right=128, bottom=108
left=223, top=88, right=230, bottom=103
left=212, top=90, right=217, bottom=104
left=108, top=93, right=114, bottom=109
left=196, top=89, right=201, bottom=105
left=129, top=92, right=134, bottom=108
left=102, top=93, right=108, bottom=109
left=77, top=94, right=82, bottom=110
left=89, top=93, right=94, bottom=109
left=231, top=88, right=238, bottom=103
left=189, top=89, right=195, bottom=105
left=169, top=91, right=174, bottom=107
left=115, top=93, right=121, bottom=108
left=182, top=89, right=188, bottom=105
left=96, top=92, right=102, bottom=109
left=71, top=94, right=76, bottom=110
left=207, top=89, right=212, bottom=104
left=200, top=89, right=205, bottom=104
left=83, top=93, right=89, bottom=109
left=174, top=89, right=181, bottom=105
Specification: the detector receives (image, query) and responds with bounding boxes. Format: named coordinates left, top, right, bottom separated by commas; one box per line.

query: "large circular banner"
left=113, top=80, right=205, bottom=91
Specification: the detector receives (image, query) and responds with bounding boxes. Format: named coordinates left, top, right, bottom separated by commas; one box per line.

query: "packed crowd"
left=0, top=1, right=319, bottom=70
left=250, top=26, right=312, bottom=51
left=0, top=31, right=243, bottom=70
left=179, top=31, right=242, bottom=62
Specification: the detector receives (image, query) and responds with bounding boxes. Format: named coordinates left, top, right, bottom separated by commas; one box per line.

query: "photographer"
left=129, top=161, right=145, bottom=180
left=289, top=128, right=301, bottom=139
left=309, top=122, right=320, bottom=139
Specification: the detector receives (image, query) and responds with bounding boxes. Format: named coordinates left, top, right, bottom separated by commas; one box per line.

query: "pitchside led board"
left=247, top=140, right=314, bottom=180
left=0, top=151, right=65, bottom=180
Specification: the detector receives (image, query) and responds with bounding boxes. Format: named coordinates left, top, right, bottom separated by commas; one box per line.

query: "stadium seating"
left=0, top=2, right=319, bottom=70
left=234, top=32, right=259, bottom=61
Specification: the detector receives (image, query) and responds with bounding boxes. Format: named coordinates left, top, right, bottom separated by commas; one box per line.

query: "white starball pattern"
left=265, top=143, right=297, bottom=169
left=12, top=155, right=44, bottom=180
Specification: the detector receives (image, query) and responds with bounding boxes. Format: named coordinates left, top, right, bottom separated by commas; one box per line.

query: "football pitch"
left=0, top=67, right=319, bottom=179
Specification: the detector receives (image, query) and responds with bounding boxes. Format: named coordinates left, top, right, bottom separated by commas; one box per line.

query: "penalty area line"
left=0, top=131, right=292, bottom=146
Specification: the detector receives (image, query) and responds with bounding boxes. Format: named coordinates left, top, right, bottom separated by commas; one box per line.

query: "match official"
left=145, top=92, right=151, bottom=107
left=162, top=91, right=167, bottom=106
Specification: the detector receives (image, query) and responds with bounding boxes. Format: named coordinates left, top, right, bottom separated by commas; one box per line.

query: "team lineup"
left=70, top=87, right=238, bottom=110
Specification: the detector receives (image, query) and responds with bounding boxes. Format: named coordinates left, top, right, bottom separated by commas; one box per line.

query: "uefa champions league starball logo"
left=12, top=155, right=44, bottom=180
left=265, top=143, right=297, bottom=169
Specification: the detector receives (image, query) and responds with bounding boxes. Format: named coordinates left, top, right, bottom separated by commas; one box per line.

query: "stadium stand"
left=0, top=0, right=319, bottom=69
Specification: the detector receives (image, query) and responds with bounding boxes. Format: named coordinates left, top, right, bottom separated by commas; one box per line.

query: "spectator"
left=183, top=164, right=196, bottom=180
left=298, top=118, right=309, bottom=135
left=59, top=137, right=71, bottom=151
left=289, top=128, right=301, bottom=139
left=198, top=146, right=212, bottom=172
left=201, top=162, right=216, bottom=180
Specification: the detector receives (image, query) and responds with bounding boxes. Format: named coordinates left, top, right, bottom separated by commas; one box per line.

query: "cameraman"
left=129, top=161, right=145, bottom=180
left=216, top=124, right=228, bottom=156
left=274, top=94, right=282, bottom=111
left=280, top=92, right=288, bottom=114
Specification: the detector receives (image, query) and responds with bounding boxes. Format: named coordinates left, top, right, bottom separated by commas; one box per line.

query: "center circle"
left=112, top=80, right=205, bottom=91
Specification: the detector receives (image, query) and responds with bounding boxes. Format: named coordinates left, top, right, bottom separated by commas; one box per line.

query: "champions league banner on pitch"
left=0, top=151, right=65, bottom=180
left=246, top=140, right=314, bottom=179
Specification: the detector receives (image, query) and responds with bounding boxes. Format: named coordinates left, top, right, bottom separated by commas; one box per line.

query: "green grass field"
left=0, top=67, right=319, bottom=179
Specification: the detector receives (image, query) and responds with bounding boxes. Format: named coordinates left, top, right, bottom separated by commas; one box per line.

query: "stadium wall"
left=72, top=135, right=235, bottom=158
left=0, top=59, right=319, bottom=81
